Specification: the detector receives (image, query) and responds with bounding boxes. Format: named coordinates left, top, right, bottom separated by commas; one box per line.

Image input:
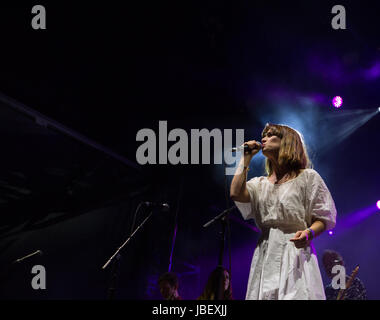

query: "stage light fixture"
left=332, top=96, right=343, bottom=108
left=377, top=200, right=380, bottom=210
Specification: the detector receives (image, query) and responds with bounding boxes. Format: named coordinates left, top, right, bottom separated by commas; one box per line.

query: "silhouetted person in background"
left=157, top=272, right=182, bottom=300
left=322, top=249, right=367, bottom=300
left=197, top=266, right=233, bottom=300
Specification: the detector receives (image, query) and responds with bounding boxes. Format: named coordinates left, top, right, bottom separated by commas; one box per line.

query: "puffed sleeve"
left=306, top=170, right=337, bottom=230
left=233, top=177, right=260, bottom=221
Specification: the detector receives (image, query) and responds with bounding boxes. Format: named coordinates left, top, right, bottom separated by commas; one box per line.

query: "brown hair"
left=158, top=272, right=179, bottom=288
left=322, top=250, right=345, bottom=266
left=261, top=123, right=312, bottom=177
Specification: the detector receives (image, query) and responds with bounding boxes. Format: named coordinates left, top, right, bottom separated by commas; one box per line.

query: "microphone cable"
left=223, top=159, right=233, bottom=287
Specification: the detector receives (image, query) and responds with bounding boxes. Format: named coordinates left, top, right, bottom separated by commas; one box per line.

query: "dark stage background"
left=1, top=1, right=380, bottom=299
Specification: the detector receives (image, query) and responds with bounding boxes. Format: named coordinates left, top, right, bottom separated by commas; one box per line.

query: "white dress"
left=234, top=168, right=337, bottom=300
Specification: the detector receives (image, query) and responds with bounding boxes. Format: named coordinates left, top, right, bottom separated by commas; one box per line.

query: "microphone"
left=13, top=250, right=43, bottom=264
left=231, top=142, right=262, bottom=153
left=143, top=202, right=170, bottom=212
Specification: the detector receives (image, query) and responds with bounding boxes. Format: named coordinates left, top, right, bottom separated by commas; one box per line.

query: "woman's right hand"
left=243, top=140, right=262, bottom=157
left=231, top=140, right=261, bottom=201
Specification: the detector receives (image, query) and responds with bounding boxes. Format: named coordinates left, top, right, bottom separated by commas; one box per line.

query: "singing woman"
left=230, top=123, right=337, bottom=300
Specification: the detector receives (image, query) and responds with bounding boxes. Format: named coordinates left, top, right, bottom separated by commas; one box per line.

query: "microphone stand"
left=107, top=253, right=121, bottom=300
left=0, top=250, right=43, bottom=287
left=102, top=204, right=153, bottom=299
left=203, top=206, right=235, bottom=229
left=203, top=206, right=235, bottom=300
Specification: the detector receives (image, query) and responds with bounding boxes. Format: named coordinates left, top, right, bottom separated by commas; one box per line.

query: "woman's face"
left=159, top=281, right=176, bottom=299
left=261, top=129, right=281, bottom=157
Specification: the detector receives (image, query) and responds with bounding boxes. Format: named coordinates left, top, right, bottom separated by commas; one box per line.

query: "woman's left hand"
left=290, top=230, right=311, bottom=248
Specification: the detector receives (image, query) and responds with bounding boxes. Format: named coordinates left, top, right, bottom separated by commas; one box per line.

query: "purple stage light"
left=377, top=200, right=380, bottom=210
left=332, top=96, right=343, bottom=108
left=328, top=230, right=333, bottom=235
